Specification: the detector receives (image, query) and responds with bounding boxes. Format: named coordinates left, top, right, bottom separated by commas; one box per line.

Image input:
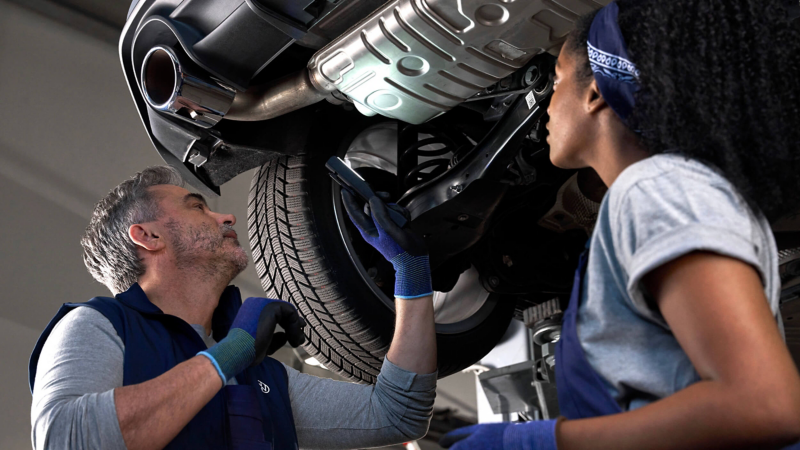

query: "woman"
left=440, top=0, right=800, bottom=448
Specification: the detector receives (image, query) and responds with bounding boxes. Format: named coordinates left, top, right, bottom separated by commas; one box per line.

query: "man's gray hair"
left=81, top=166, right=184, bottom=294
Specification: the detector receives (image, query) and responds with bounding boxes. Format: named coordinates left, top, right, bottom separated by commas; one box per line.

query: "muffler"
left=140, top=46, right=236, bottom=128
left=223, top=0, right=596, bottom=125
left=143, top=0, right=599, bottom=126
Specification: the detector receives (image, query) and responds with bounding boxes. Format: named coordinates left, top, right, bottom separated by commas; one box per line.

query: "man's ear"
left=129, top=223, right=164, bottom=252
left=585, top=78, right=607, bottom=115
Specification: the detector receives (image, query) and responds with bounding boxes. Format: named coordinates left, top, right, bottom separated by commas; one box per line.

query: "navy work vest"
left=29, top=283, right=299, bottom=450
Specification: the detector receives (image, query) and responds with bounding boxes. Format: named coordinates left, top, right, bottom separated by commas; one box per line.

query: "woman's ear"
left=129, top=223, right=164, bottom=252
left=585, top=78, right=607, bottom=114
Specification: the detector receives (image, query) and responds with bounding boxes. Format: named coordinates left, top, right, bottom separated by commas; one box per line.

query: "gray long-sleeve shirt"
left=31, top=306, right=437, bottom=450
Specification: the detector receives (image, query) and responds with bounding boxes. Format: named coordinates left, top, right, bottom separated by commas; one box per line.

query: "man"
left=29, top=166, right=437, bottom=450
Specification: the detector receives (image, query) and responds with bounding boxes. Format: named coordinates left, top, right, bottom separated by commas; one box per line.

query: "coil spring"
left=399, top=125, right=457, bottom=189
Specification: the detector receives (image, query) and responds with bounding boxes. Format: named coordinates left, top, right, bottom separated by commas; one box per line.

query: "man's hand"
left=342, top=189, right=437, bottom=374
left=114, top=300, right=305, bottom=450
left=342, top=190, right=432, bottom=299
left=440, top=421, right=558, bottom=450
left=200, top=298, right=306, bottom=383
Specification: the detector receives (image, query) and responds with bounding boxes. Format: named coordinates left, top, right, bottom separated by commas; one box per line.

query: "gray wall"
left=0, top=2, right=476, bottom=447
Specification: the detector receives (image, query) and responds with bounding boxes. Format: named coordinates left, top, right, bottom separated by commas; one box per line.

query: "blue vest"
left=29, top=283, right=299, bottom=450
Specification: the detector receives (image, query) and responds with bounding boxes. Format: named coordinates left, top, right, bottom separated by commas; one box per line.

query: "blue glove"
left=342, top=190, right=433, bottom=299
left=199, top=298, right=306, bottom=383
left=440, top=420, right=559, bottom=450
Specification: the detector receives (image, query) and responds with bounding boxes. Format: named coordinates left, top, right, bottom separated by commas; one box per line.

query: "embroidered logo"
left=258, top=380, right=270, bottom=394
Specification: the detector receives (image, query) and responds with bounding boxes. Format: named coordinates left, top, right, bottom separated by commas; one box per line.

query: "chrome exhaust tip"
left=140, top=46, right=235, bottom=128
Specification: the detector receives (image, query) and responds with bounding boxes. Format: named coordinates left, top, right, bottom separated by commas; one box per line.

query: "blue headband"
left=587, top=1, right=639, bottom=122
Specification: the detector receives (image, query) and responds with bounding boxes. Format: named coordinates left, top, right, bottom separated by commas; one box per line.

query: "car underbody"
left=120, top=0, right=800, bottom=421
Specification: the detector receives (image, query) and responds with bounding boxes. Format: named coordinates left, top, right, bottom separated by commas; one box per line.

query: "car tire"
left=248, top=144, right=515, bottom=383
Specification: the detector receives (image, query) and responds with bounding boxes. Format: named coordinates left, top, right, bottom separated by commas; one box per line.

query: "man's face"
left=546, top=44, right=593, bottom=169
left=149, top=184, right=248, bottom=280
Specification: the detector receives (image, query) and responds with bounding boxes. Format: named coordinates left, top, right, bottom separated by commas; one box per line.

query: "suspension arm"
left=398, top=87, right=551, bottom=269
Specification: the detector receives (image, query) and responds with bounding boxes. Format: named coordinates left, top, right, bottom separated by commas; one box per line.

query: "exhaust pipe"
left=141, top=46, right=236, bottom=128
left=225, top=69, right=333, bottom=122
left=141, top=45, right=334, bottom=125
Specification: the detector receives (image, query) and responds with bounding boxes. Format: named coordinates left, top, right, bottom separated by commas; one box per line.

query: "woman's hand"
left=440, top=421, right=558, bottom=450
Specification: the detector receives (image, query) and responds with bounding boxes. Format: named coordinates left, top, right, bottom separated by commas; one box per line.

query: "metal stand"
left=476, top=299, right=563, bottom=421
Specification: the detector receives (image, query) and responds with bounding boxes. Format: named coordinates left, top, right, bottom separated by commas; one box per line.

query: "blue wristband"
left=390, top=252, right=433, bottom=299
left=198, top=328, right=256, bottom=384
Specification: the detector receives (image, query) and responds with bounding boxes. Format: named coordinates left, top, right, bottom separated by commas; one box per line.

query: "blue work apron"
left=555, top=248, right=622, bottom=419
left=29, top=283, right=299, bottom=450
left=555, top=247, right=800, bottom=448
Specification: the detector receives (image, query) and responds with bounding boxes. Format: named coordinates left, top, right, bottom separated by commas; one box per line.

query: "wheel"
left=247, top=120, right=515, bottom=383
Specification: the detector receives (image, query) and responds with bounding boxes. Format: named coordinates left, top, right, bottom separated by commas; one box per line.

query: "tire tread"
left=249, top=155, right=383, bottom=383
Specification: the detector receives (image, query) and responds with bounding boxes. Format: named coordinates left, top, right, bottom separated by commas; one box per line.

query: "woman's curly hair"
left=568, top=0, right=800, bottom=222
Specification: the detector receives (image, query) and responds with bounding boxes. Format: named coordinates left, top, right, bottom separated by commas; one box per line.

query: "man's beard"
left=165, top=220, right=249, bottom=282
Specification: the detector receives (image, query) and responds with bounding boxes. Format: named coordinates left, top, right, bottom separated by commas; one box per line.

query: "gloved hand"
left=199, top=298, right=306, bottom=383
left=439, top=420, right=559, bottom=450
left=341, top=190, right=432, bottom=299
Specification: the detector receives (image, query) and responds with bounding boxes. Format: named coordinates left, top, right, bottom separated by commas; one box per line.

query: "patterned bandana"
left=587, top=1, right=639, bottom=122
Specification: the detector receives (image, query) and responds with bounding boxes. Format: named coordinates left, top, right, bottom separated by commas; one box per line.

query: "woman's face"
left=547, top=43, right=593, bottom=169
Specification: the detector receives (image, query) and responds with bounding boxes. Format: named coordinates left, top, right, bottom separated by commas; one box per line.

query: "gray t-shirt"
left=577, top=153, right=780, bottom=411
left=31, top=307, right=437, bottom=450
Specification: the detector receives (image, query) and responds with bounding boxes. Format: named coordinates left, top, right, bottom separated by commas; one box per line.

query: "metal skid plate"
left=308, top=0, right=610, bottom=124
